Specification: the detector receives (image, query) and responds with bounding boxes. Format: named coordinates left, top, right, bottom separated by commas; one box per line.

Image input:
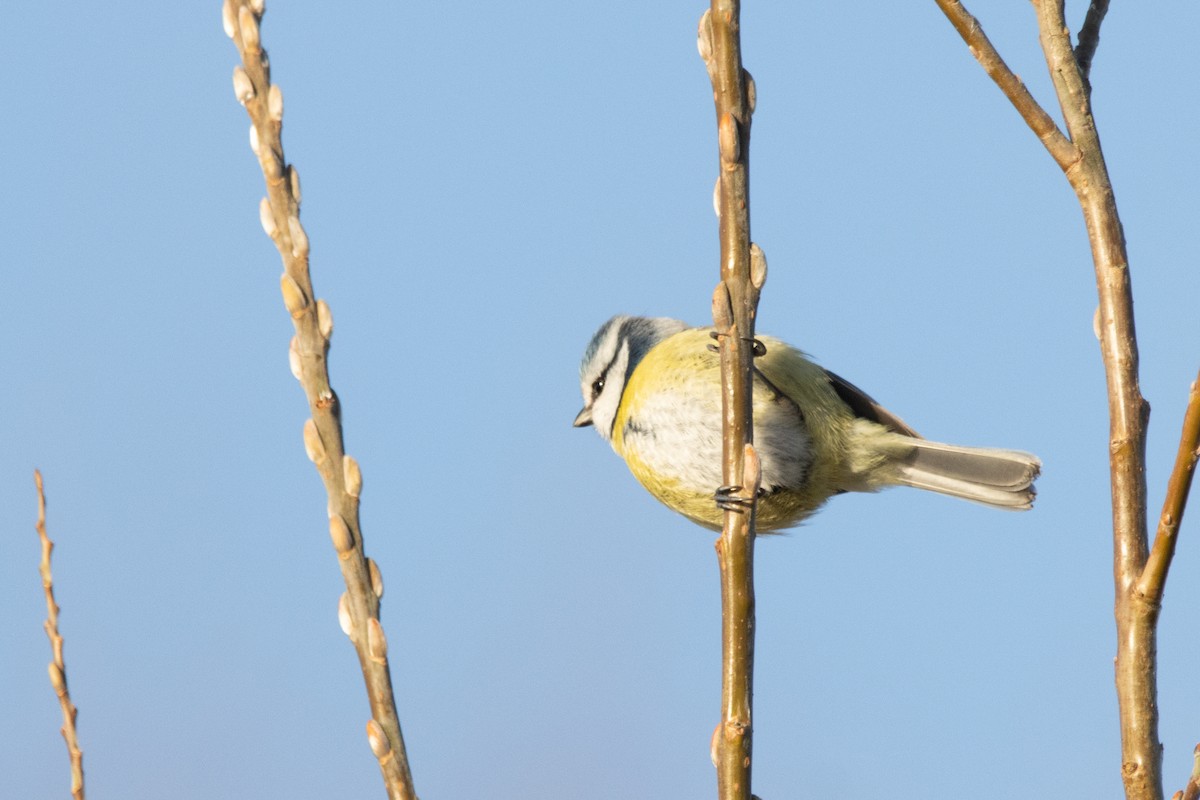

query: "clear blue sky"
left=3, top=2, right=1198, bottom=798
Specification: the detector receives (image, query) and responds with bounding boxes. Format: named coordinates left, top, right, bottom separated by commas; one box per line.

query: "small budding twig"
left=222, top=2, right=416, bottom=798
left=34, top=470, right=85, bottom=800
left=1137, top=373, right=1200, bottom=605
left=1173, top=744, right=1200, bottom=800
left=1074, top=0, right=1111, bottom=84
left=699, top=3, right=765, bottom=798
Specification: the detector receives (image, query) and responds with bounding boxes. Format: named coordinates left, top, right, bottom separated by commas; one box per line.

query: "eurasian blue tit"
left=574, top=315, right=1040, bottom=531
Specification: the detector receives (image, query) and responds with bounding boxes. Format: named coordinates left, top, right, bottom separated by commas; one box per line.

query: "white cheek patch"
left=591, top=341, right=629, bottom=442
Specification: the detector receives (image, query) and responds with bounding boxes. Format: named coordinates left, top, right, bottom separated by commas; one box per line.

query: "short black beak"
left=573, top=407, right=593, bottom=428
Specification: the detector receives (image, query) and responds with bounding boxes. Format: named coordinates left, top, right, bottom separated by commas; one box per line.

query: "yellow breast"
left=610, top=329, right=860, bottom=531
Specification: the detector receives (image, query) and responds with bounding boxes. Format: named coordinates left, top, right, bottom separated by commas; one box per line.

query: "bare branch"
left=1137, top=374, right=1200, bottom=604
left=940, top=1, right=1162, bottom=796
left=933, top=0, right=1079, bottom=170
left=1030, top=2, right=1158, bottom=798
left=34, top=470, right=85, bottom=800
left=222, top=2, right=416, bottom=797
left=699, top=2, right=762, bottom=797
left=1075, top=0, right=1112, bottom=82
left=1180, top=743, right=1200, bottom=800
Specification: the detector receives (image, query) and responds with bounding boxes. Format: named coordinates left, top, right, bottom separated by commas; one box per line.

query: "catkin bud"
left=280, top=273, right=307, bottom=315
left=718, top=113, right=739, bottom=166
left=712, top=177, right=721, bottom=218
left=267, top=84, right=284, bottom=121
left=338, top=592, right=352, bottom=635
left=287, top=216, right=308, bottom=258
left=744, top=70, right=756, bottom=115
left=221, top=0, right=236, bottom=38
left=249, top=0, right=265, bottom=16
left=48, top=662, right=65, bottom=692
left=329, top=515, right=353, bottom=554
left=316, top=299, right=333, bottom=340
left=248, top=123, right=260, bottom=155
left=711, top=282, right=734, bottom=330
left=744, top=442, right=762, bottom=494
left=259, top=197, right=276, bottom=238
left=302, top=418, right=326, bottom=464
left=750, top=243, right=767, bottom=290
left=232, top=66, right=254, bottom=105
left=343, top=455, right=362, bottom=498
left=696, top=9, right=713, bottom=62
left=288, top=336, right=302, bottom=379
left=366, top=720, right=391, bottom=758
left=287, top=165, right=301, bottom=204
left=367, top=558, right=383, bottom=598
left=367, top=618, right=387, bottom=662
left=237, top=6, right=260, bottom=50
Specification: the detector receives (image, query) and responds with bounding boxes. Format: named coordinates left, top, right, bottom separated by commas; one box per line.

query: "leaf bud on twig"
left=343, top=455, right=363, bottom=498
left=221, top=0, right=236, bottom=38
left=259, top=197, right=276, bottom=238
left=232, top=66, right=254, bottom=105
left=316, top=299, right=333, bottom=341
left=280, top=273, right=307, bottom=316
left=697, top=9, right=714, bottom=63
left=329, top=514, right=353, bottom=555
left=302, top=418, right=326, bottom=464
left=337, top=592, right=353, bottom=635
left=287, top=336, right=302, bottom=380
left=367, top=720, right=392, bottom=758
left=750, top=243, right=767, bottom=290
left=718, top=112, right=740, bottom=166
left=368, top=558, right=384, bottom=598
left=267, top=84, right=284, bottom=121
left=287, top=216, right=308, bottom=259
left=48, top=662, right=65, bottom=692
left=367, top=618, right=388, bottom=662
left=237, top=6, right=260, bottom=51
left=287, top=165, right=301, bottom=204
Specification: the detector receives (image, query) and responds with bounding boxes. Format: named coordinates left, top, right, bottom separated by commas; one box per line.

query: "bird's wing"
left=822, top=368, right=922, bottom=439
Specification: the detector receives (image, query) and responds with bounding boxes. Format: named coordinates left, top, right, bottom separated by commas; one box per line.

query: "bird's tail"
left=890, top=438, right=1041, bottom=510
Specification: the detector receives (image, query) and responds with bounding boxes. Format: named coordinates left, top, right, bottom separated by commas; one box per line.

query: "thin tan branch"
left=1030, top=2, right=1158, bottom=798
left=1074, top=0, right=1111, bottom=83
left=34, top=470, right=85, bottom=800
left=1137, top=374, right=1200, bottom=604
left=222, top=2, right=416, bottom=797
left=939, top=2, right=1160, bottom=797
left=1177, top=743, right=1200, bottom=800
left=699, top=3, right=763, bottom=798
left=933, top=0, right=1079, bottom=170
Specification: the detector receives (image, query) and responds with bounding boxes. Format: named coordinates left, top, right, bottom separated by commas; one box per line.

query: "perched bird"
left=574, top=315, right=1040, bottom=531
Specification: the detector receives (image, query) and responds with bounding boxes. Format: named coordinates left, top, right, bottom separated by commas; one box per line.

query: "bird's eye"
left=591, top=377, right=605, bottom=397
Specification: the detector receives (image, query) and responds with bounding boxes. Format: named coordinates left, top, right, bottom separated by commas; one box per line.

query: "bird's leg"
left=707, top=330, right=767, bottom=357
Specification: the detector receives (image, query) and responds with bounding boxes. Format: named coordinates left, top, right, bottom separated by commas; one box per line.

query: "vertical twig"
left=1032, top=4, right=1158, bottom=797
left=936, top=2, right=1164, bottom=798
left=221, top=3, right=416, bottom=798
left=698, top=3, right=763, bottom=798
left=34, top=470, right=85, bottom=800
